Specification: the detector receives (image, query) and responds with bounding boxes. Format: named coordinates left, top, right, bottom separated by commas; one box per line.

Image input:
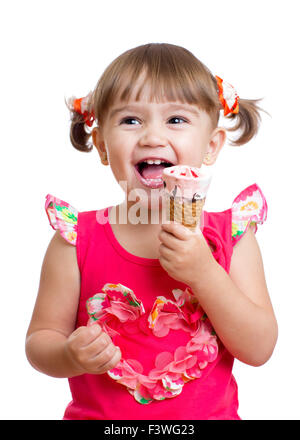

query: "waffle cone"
left=167, top=196, right=205, bottom=231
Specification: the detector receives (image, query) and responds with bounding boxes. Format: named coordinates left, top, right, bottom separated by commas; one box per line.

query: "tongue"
left=141, top=164, right=165, bottom=179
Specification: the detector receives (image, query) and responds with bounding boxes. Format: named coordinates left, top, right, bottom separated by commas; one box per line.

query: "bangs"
left=93, top=43, right=220, bottom=124
left=70, top=43, right=264, bottom=152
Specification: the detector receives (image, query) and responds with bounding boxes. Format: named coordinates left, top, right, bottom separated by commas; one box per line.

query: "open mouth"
left=134, top=158, right=174, bottom=188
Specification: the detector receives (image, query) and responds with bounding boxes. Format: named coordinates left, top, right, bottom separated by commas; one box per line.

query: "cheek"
left=105, top=139, right=125, bottom=166
left=106, top=131, right=133, bottom=161
left=106, top=146, right=136, bottom=190
left=110, top=155, right=128, bottom=181
left=177, top=130, right=208, bottom=155
left=178, top=144, right=204, bottom=166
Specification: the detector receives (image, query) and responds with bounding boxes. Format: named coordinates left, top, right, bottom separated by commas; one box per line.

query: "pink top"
left=44, top=183, right=267, bottom=420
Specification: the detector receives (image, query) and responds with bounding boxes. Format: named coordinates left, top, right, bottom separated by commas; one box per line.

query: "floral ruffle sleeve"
left=231, top=183, right=268, bottom=246
left=45, top=194, right=78, bottom=245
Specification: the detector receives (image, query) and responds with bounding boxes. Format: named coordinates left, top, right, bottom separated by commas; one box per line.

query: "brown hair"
left=67, top=43, right=264, bottom=152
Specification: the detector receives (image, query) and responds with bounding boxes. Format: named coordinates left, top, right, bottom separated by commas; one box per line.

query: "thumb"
left=87, top=321, right=102, bottom=335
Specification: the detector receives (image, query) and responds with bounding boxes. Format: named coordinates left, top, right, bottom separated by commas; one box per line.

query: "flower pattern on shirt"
left=86, top=283, right=218, bottom=405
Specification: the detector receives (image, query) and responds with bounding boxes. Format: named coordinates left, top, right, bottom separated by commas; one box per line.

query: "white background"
left=1, top=0, right=299, bottom=420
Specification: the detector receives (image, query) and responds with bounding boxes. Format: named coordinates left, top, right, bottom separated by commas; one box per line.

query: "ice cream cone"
left=162, top=165, right=212, bottom=232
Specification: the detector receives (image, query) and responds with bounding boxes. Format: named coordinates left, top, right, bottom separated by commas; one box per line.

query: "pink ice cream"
left=163, top=165, right=212, bottom=200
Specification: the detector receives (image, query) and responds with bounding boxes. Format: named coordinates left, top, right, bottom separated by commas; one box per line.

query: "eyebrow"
left=109, top=103, right=200, bottom=118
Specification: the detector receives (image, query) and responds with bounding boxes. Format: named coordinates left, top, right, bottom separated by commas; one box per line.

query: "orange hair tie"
left=215, top=76, right=239, bottom=116
left=69, top=93, right=95, bottom=127
left=73, top=97, right=83, bottom=114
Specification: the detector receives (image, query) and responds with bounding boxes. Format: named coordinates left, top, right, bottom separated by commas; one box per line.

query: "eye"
left=120, top=117, right=140, bottom=125
left=168, top=116, right=188, bottom=124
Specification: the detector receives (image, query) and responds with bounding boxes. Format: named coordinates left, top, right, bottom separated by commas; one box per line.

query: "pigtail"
left=225, top=98, right=265, bottom=146
left=65, top=93, right=94, bottom=153
left=69, top=112, right=93, bottom=152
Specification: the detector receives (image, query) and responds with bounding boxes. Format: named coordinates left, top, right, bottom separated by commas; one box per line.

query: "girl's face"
left=92, top=78, right=226, bottom=210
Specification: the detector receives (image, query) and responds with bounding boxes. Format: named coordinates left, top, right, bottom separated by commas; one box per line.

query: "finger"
left=83, top=341, right=117, bottom=373
left=82, top=331, right=112, bottom=357
left=159, top=254, right=172, bottom=271
left=96, top=345, right=122, bottom=374
left=72, top=324, right=103, bottom=348
left=158, top=229, right=179, bottom=250
left=90, top=339, right=116, bottom=364
left=161, top=221, right=191, bottom=240
left=159, top=243, right=174, bottom=260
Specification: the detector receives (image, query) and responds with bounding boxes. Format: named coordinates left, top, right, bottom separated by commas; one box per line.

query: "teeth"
left=141, top=177, right=163, bottom=183
left=144, top=159, right=166, bottom=165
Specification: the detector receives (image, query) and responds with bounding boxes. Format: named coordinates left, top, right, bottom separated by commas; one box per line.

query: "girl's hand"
left=64, top=324, right=121, bottom=375
left=158, top=222, right=216, bottom=287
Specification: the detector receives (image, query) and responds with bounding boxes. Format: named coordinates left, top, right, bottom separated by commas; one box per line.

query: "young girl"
left=26, top=43, right=278, bottom=420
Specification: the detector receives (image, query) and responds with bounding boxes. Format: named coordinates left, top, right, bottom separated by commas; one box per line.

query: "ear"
left=92, top=127, right=109, bottom=165
left=203, top=127, right=226, bottom=166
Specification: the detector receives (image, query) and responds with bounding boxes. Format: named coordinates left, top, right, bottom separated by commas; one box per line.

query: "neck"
left=109, top=200, right=164, bottom=231
left=108, top=201, right=163, bottom=259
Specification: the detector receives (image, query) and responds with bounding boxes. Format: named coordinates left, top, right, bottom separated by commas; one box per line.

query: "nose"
left=138, top=122, right=168, bottom=148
